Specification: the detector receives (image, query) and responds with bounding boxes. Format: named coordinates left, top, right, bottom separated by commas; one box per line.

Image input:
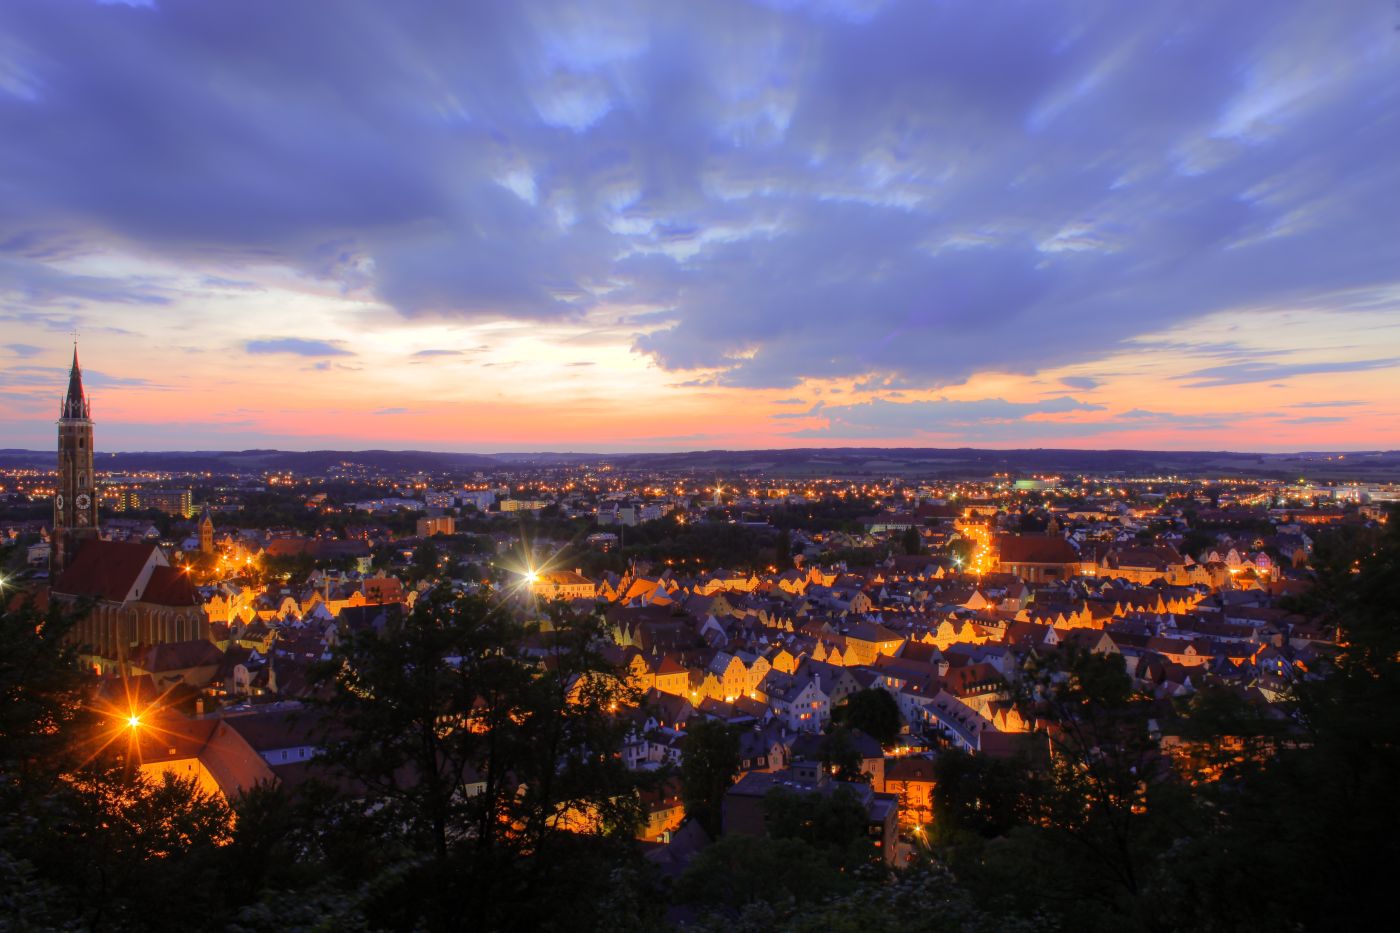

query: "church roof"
left=53, top=540, right=157, bottom=601
left=994, top=534, right=1079, bottom=565
left=61, top=345, right=90, bottom=420
left=141, top=565, right=202, bottom=606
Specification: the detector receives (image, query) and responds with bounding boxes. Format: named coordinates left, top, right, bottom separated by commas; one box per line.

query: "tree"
left=774, top=527, right=792, bottom=567
left=947, top=537, right=976, bottom=568
left=816, top=727, right=870, bottom=783
left=679, top=718, right=741, bottom=837
left=831, top=688, right=902, bottom=747
left=1156, top=503, right=1400, bottom=932
left=1, top=594, right=236, bottom=930
left=675, top=834, right=847, bottom=916
left=409, top=539, right=440, bottom=582
left=762, top=785, right=877, bottom=869
left=311, top=585, right=648, bottom=930
left=901, top=525, right=923, bottom=556
left=930, top=748, right=1036, bottom=841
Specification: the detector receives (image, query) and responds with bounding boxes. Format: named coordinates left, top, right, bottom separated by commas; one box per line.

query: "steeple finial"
left=61, top=340, right=90, bottom=420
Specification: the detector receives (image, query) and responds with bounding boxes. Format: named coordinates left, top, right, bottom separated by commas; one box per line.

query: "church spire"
left=61, top=343, right=90, bottom=420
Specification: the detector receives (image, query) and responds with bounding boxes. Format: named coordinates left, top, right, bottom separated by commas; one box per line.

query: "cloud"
left=199, top=275, right=261, bottom=290
left=4, top=343, right=42, bottom=357
left=373, top=407, right=410, bottom=415
left=1288, top=399, right=1364, bottom=409
left=1279, top=415, right=1346, bottom=425
left=0, top=365, right=159, bottom=389
left=1177, top=357, right=1400, bottom=388
left=411, top=349, right=462, bottom=358
left=246, top=338, right=354, bottom=357
left=1059, top=376, right=1101, bottom=390
left=0, top=0, right=1395, bottom=403
left=792, top=395, right=1106, bottom=440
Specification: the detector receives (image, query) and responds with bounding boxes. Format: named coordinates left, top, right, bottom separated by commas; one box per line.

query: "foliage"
left=675, top=834, right=850, bottom=915
left=309, top=585, right=650, bottom=929
left=0, top=595, right=238, bottom=930
left=683, top=859, right=1049, bottom=933
left=929, top=748, right=1037, bottom=841
left=678, top=718, right=741, bottom=837
left=762, top=785, right=878, bottom=869
left=830, top=688, right=902, bottom=747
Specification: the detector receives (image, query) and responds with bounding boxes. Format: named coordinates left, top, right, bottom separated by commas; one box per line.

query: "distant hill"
left=596, top=447, right=1400, bottom=481
left=0, top=448, right=501, bottom=473
left=0, top=446, right=1396, bottom=481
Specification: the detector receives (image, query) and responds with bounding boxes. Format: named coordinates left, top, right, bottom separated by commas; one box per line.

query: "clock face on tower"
left=56, top=494, right=64, bottom=512
left=76, top=493, right=91, bottom=510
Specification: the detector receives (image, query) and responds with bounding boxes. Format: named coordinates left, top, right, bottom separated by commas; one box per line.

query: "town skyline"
left=3, top=0, right=1400, bottom=453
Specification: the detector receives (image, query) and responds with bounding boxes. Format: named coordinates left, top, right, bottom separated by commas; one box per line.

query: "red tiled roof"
left=141, top=565, right=202, bottom=606
left=886, top=757, right=937, bottom=782
left=132, top=640, right=223, bottom=672
left=53, top=540, right=157, bottom=602
left=995, top=534, right=1079, bottom=565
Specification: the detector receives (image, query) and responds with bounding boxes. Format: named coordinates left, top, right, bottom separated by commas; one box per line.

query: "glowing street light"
left=127, top=713, right=142, bottom=730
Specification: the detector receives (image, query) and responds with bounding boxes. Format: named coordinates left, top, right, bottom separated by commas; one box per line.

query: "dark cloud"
left=0, top=0, right=1395, bottom=389
left=246, top=338, right=354, bottom=357
left=1279, top=415, right=1347, bottom=425
left=0, top=256, right=169, bottom=307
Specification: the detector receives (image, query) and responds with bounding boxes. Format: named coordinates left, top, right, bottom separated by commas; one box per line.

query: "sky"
left=1, top=0, right=1399, bottom=453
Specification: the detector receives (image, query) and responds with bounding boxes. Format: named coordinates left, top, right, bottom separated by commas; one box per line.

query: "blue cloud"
left=1177, top=358, right=1400, bottom=389
left=791, top=395, right=1108, bottom=440
left=246, top=338, right=353, bottom=357
left=0, top=0, right=1395, bottom=395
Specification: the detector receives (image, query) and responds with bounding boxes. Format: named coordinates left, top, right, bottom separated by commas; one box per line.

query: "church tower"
left=198, top=504, right=215, bottom=554
left=52, top=344, right=99, bottom=576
